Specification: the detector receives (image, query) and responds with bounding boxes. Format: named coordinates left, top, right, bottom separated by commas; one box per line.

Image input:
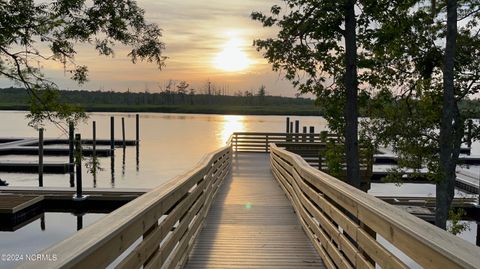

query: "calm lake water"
left=0, top=111, right=328, bottom=188
left=0, top=111, right=478, bottom=268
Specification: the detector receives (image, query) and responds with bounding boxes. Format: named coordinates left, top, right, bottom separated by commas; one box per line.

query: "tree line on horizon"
left=0, top=86, right=315, bottom=107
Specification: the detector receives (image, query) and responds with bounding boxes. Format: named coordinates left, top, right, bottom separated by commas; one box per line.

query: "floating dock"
left=0, top=161, right=73, bottom=173
left=0, top=194, right=43, bottom=214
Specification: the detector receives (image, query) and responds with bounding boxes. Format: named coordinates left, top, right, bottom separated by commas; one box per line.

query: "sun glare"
left=220, top=115, right=245, bottom=143
left=214, top=37, right=252, bottom=72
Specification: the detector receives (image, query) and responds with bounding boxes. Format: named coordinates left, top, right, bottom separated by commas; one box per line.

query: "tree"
left=252, top=0, right=364, bottom=188
left=0, top=0, right=166, bottom=130
left=257, top=84, right=266, bottom=104
left=364, top=0, right=480, bottom=229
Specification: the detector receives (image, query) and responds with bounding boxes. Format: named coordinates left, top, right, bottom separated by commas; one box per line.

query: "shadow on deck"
left=185, top=152, right=325, bottom=268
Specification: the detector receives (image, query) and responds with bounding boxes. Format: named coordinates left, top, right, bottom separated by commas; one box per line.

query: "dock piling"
left=122, top=117, right=126, bottom=148
left=69, top=122, right=74, bottom=187
left=136, top=114, right=140, bottom=145
left=92, top=121, right=96, bottom=156
left=73, top=134, right=86, bottom=201
left=38, top=128, right=44, bottom=187
left=92, top=121, right=97, bottom=175
left=136, top=114, right=140, bottom=172
left=110, top=116, right=115, bottom=152
left=286, top=117, right=290, bottom=133
left=77, top=214, right=83, bottom=231
left=40, top=215, right=45, bottom=231
left=302, top=126, right=307, bottom=142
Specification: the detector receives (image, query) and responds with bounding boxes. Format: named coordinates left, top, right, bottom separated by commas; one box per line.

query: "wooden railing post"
left=309, top=126, right=314, bottom=143
left=290, top=122, right=293, bottom=141
left=143, top=223, right=159, bottom=266
left=295, top=120, right=299, bottom=142
left=235, top=133, right=238, bottom=151
left=265, top=134, right=269, bottom=152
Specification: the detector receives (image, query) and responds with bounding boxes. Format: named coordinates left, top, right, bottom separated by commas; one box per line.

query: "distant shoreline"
left=0, top=104, right=323, bottom=116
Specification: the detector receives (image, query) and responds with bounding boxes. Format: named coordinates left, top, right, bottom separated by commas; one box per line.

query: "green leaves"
left=26, top=86, right=87, bottom=131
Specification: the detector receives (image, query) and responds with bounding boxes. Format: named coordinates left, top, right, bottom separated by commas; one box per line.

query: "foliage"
left=252, top=0, right=369, bottom=188
left=85, top=155, right=103, bottom=175
left=0, top=0, right=166, bottom=130
left=447, top=208, right=469, bottom=235
left=362, top=0, right=480, bottom=227
left=363, top=1, right=480, bottom=177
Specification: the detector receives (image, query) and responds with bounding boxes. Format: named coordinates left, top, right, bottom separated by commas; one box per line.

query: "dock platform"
left=0, top=194, right=43, bottom=214
left=185, top=153, right=324, bottom=269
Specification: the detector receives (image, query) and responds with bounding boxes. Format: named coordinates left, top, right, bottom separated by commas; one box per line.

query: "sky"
left=1, top=0, right=302, bottom=97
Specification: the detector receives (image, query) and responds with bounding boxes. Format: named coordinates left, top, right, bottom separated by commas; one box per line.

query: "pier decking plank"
left=185, top=153, right=325, bottom=269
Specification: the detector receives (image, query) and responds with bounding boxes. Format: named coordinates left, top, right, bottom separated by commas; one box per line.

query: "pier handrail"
left=270, top=143, right=480, bottom=269
left=230, top=131, right=337, bottom=152
left=18, top=144, right=232, bottom=269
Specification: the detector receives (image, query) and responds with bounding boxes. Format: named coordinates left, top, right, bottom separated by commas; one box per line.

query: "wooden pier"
left=185, top=153, right=324, bottom=269
left=13, top=133, right=480, bottom=269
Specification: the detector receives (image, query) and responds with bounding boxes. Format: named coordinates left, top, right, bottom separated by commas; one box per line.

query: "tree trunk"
left=436, top=0, right=457, bottom=229
left=344, top=0, right=361, bottom=189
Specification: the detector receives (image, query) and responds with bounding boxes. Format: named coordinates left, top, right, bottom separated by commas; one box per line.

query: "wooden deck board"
left=185, top=153, right=325, bottom=269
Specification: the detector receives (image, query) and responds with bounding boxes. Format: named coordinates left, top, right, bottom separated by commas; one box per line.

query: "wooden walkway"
left=185, top=152, right=325, bottom=269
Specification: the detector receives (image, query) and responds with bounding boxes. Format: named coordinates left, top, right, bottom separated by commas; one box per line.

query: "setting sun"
left=213, top=37, right=252, bottom=72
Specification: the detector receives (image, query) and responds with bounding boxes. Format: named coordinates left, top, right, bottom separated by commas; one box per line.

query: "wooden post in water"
left=40, top=215, right=45, bottom=231
left=74, top=134, right=86, bottom=201
left=136, top=114, right=140, bottom=144
left=286, top=117, right=290, bottom=133
left=136, top=114, right=140, bottom=172
left=69, top=122, right=74, bottom=187
left=77, top=215, right=83, bottom=231
left=122, top=117, right=126, bottom=148
left=69, top=122, right=74, bottom=163
left=309, top=126, right=315, bottom=143
left=302, top=126, right=307, bottom=142
left=92, top=121, right=97, bottom=174
left=38, top=128, right=44, bottom=187
left=110, top=116, right=115, bottom=152
left=92, top=121, right=97, bottom=155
